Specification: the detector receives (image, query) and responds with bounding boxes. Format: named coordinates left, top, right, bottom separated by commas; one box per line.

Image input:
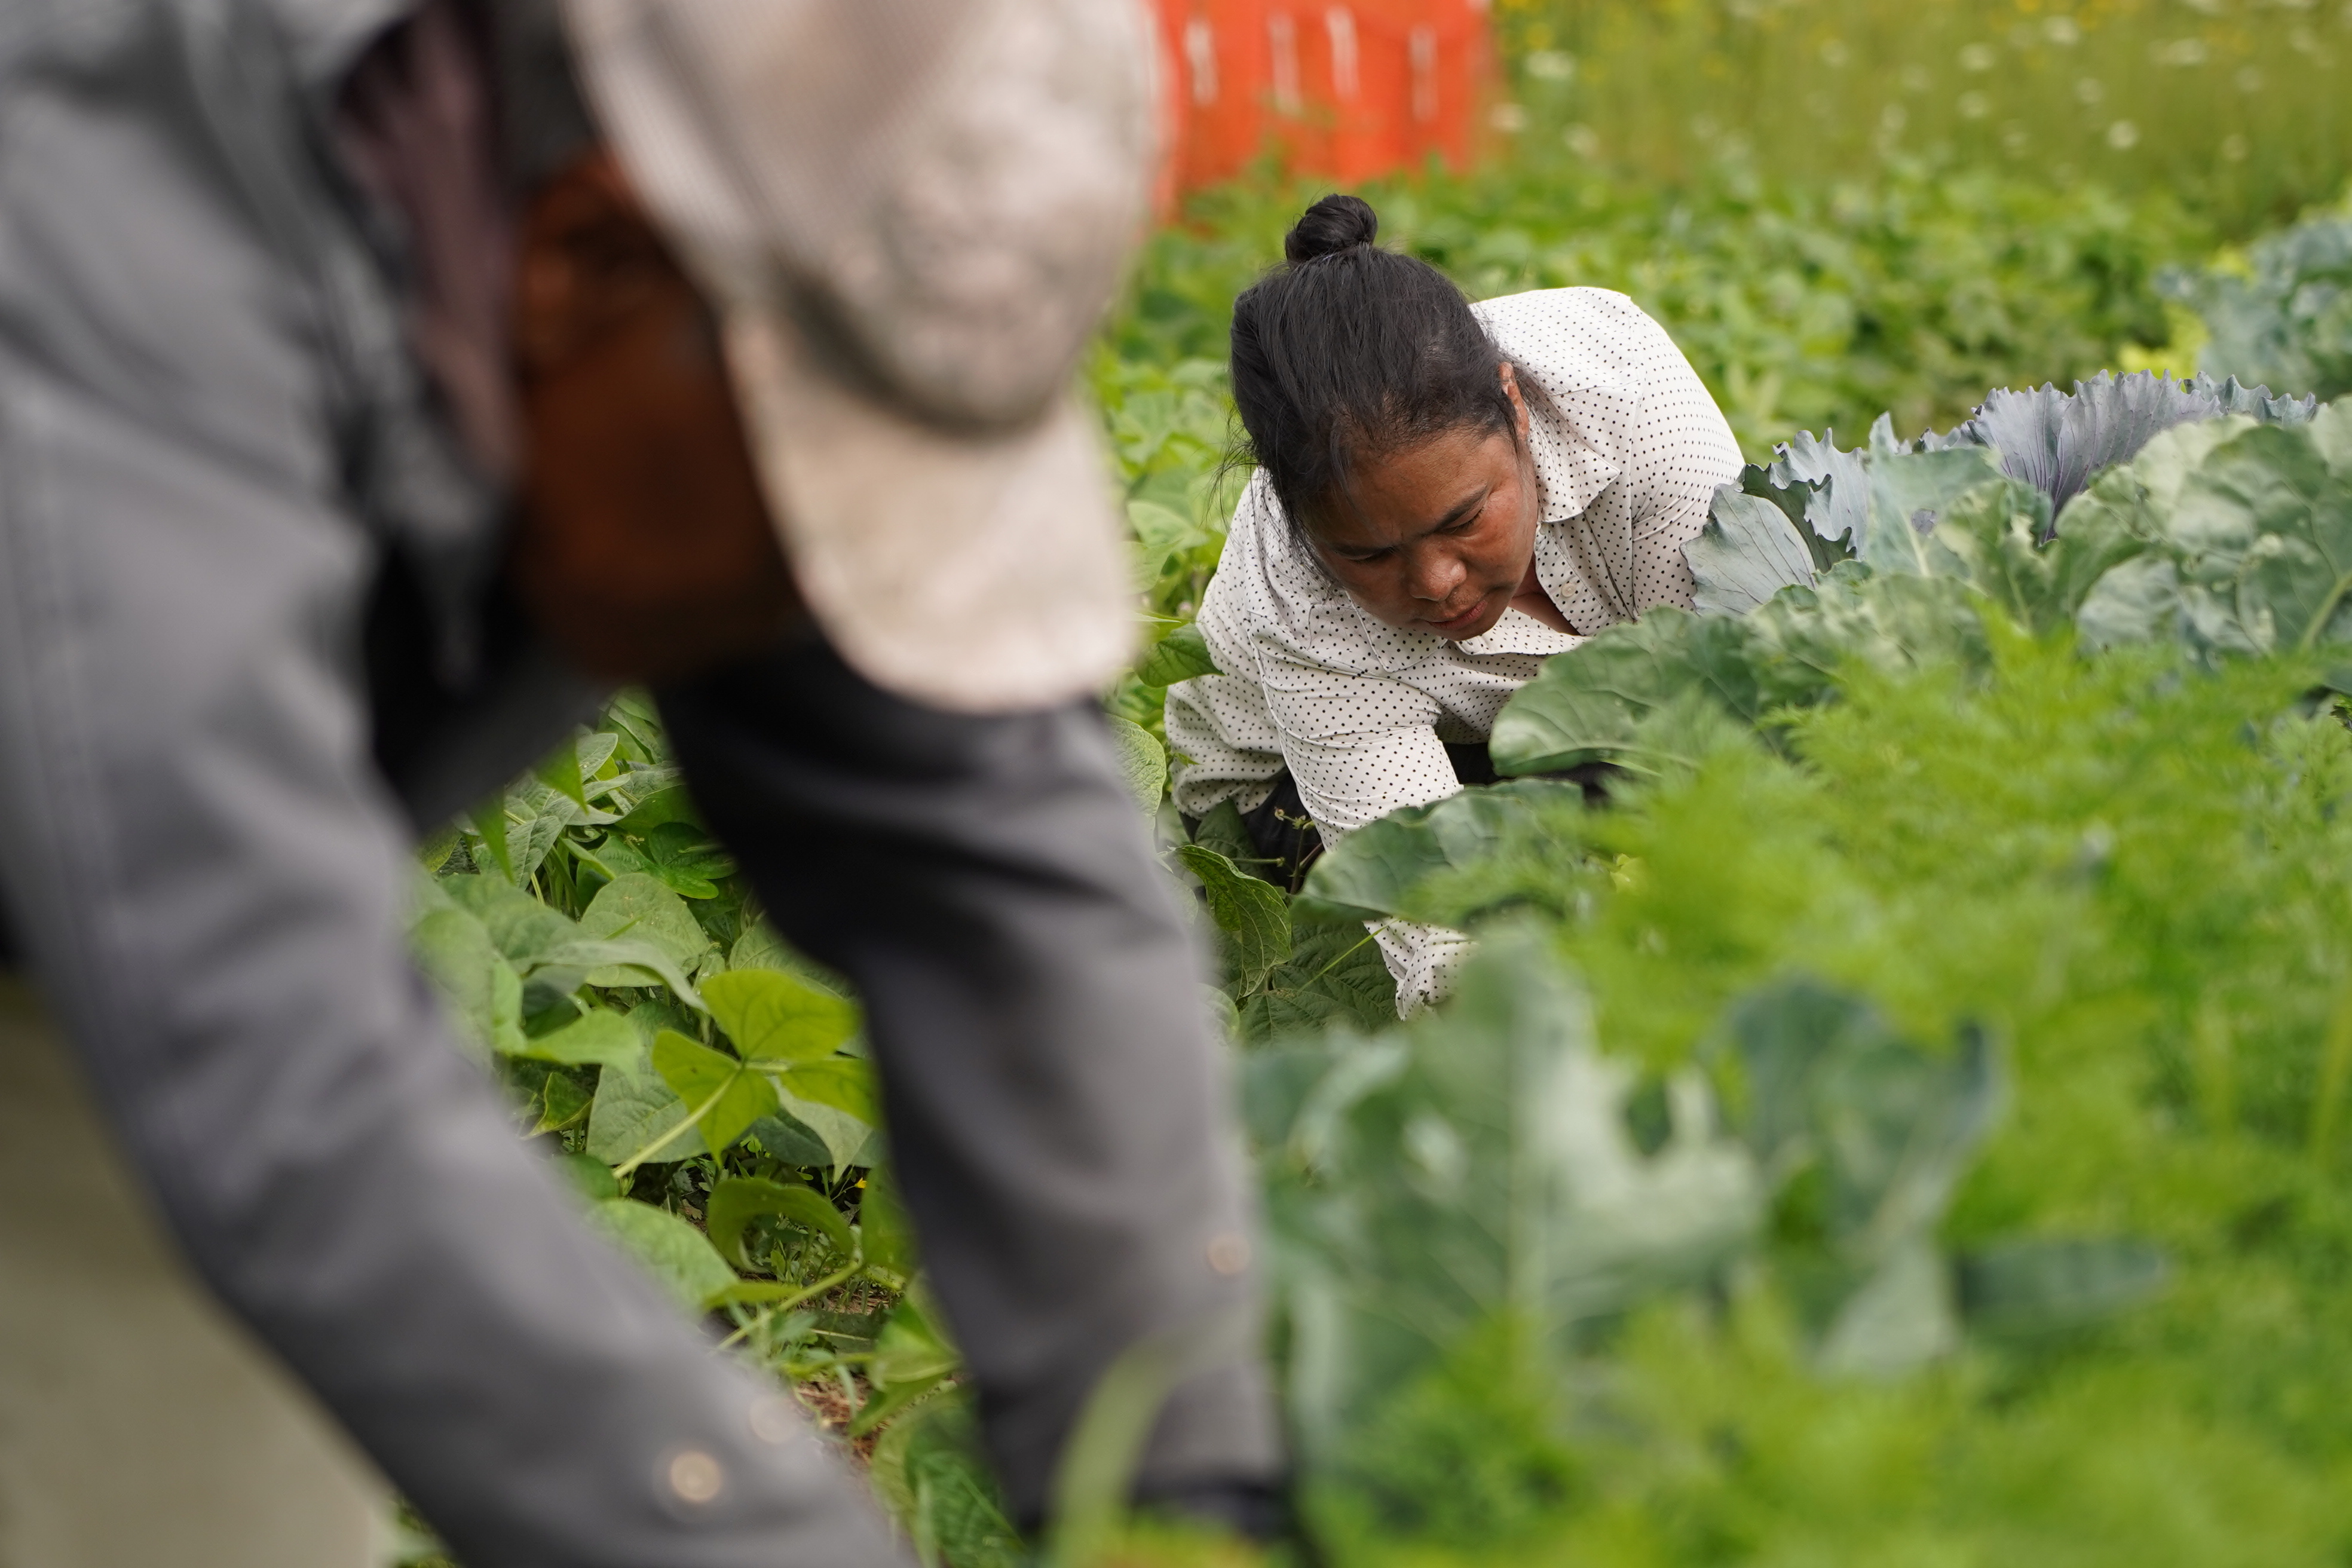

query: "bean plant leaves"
left=578, top=874, right=714, bottom=989
left=586, top=1198, right=736, bottom=1314
left=1134, top=620, right=1220, bottom=687
left=611, top=784, right=700, bottom=837
left=1176, top=843, right=1292, bottom=995
left=445, top=874, right=577, bottom=967
left=705, top=1175, right=856, bottom=1269
left=409, top=905, right=525, bottom=1062
left=1105, top=716, right=1168, bottom=811
left=859, top=1166, right=920, bottom=1278
left=1236, top=914, right=1399, bottom=1043
left=778, top=1057, right=880, bottom=1128
left=532, top=1069, right=593, bottom=1134
left=651, top=1029, right=779, bottom=1155
left=503, top=1007, right=639, bottom=1071
left=854, top=1297, right=961, bottom=1436
left=1187, top=797, right=1259, bottom=868
left=1129, top=497, right=1209, bottom=574
left=586, top=1057, right=707, bottom=1163
left=646, top=821, right=736, bottom=899
left=535, top=739, right=589, bottom=809
left=742, top=1109, right=837, bottom=1169
left=703, top=968, right=859, bottom=1064
left=468, top=794, right=513, bottom=883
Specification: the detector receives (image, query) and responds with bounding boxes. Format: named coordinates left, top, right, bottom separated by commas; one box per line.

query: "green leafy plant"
left=1264, top=391, right=2352, bottom=1563
left=2169, top=204, right=2352, bottom=402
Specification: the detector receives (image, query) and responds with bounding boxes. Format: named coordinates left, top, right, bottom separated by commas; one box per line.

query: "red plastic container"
left=1149, top=0, right=1497, bottom=197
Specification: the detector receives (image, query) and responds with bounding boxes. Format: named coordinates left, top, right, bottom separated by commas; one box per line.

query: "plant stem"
left=715, top=1259, right=862, bottom=1351
left=612, top=1078, right=732, bottom=1181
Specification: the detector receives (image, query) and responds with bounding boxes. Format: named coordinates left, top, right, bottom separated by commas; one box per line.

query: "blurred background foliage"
left=1493, top=0, right=2352, bottom=234
left=1100, top=0, right=2352, bottom=507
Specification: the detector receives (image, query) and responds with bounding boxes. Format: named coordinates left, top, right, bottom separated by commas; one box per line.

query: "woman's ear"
left=1499, top=361, right=1530, bottom=439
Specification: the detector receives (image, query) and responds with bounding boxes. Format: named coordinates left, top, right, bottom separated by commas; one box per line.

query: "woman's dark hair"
left=1228, top=193, right=1526, bottom=535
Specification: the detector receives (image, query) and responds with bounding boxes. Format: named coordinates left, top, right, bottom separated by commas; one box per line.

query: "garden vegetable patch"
left=1255, top=387, right=2352, bottom=1564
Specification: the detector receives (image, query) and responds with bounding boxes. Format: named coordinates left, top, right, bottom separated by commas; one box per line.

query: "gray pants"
left=0, top=981, right=381, bottom=1568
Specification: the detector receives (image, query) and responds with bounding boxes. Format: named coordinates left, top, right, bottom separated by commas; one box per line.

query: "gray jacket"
left=0, top=2, right=1279, bottom=1563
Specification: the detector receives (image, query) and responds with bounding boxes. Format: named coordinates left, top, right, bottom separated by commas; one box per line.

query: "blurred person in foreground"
left=0, top=2, right=1283, bottom=1563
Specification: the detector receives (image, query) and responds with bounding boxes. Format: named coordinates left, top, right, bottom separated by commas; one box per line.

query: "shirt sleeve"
left=1164, top=671, right=1287, bottom=819
left=1614, top=304, right=1747, bottom=614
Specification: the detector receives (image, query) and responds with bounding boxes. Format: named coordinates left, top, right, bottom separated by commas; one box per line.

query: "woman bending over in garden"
left=1166, top=193, right=1742, bottom=1012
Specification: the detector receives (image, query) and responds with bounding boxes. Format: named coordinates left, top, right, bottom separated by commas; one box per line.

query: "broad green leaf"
left=1105, top=715, right=1167, bottom=812
left=770, top=1094, right=883, bottom=1172
left=730, top=921, right=797, bottom=973
left=859, top=1166, right=920, bottom=1277
left=1686, top=487, right=1820, bottom=615
left=742, top=1110, right=835, bottom=1168
left=586, top=1198, right=736, bottom=1314
left=703, top=968, right=859, bottom=1064
left=612, top=784, right=702, bottom=837
left=578, top=874, right=714, bottom=988
left=705, top=1175, right=856, bottom=1268
left=635, top=820, right=737, bottom=900
left=468, top=794, right=513, bottom=882
left=1134, top=620, right=1220, bottom=687
left=499, top=781, right=605, bottom=886
left=409, top=905, right=525, bottom=1061
left=1234, top=915, right=1398, bottom=1045
left=1713, top=977, right=2004, bottom=1371
left=1260, top=928, right=1759, bottom=1462
left=536, top=938, right=702, bottom=1007
left=1300, top=783, right=1574, bottom=925
left=853, top=1298, right=961, bottom=1435
left=503, top=1007, right=640, bottom=1071
left=1852, top=444, right=2001, bottom=577
left=1490, top=610, right=1765, bottom=776
left=555, top=1150, right=621, bottom=1202
left=1187, top=797, right=1258, bottom=868
left=1129, top=497, right=1211, bottom=571
left=2074, top=409, right=2352, bottom=659
left=535, top=739, right=588, bottom=808
left=651, top=1029, right=779, bottom=1154
left=586, top=1056, right=707, bottom=1163
left=443, top=874, right=578, bottom=969
left=779, top=1056, right=880, bottom=1127
left=416, top=823, right=461, bottom=874
left=575, top=730, right=620, bottom=780
left=1175, top=843, right=1292, bottom=996
left=532, top=1068, right=594, bottom=1134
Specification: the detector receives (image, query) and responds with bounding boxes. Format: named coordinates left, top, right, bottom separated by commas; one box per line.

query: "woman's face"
left=1302, top=368, right=1541, bottom=642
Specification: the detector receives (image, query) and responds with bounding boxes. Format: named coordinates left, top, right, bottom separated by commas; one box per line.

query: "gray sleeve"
left=0, top=29, right=902, bottom=1568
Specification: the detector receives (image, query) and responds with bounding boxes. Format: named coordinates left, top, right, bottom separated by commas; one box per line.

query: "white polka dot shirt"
left=1165, top=287, right=1742, bottom=1012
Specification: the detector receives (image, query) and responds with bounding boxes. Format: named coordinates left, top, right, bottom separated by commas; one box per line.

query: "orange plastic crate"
left=1149, top=0, right=1497, bottom=197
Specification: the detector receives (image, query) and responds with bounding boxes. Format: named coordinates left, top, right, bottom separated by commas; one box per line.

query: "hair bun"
left=1284, top=193, right=1379, bottom=263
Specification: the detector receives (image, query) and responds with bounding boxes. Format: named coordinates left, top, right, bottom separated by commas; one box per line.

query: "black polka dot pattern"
left=1165, top=288, right=1742, bottom=1009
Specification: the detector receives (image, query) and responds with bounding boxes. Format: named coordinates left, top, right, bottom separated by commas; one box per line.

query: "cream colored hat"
left=560, top=0, right=1154, bottom=712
